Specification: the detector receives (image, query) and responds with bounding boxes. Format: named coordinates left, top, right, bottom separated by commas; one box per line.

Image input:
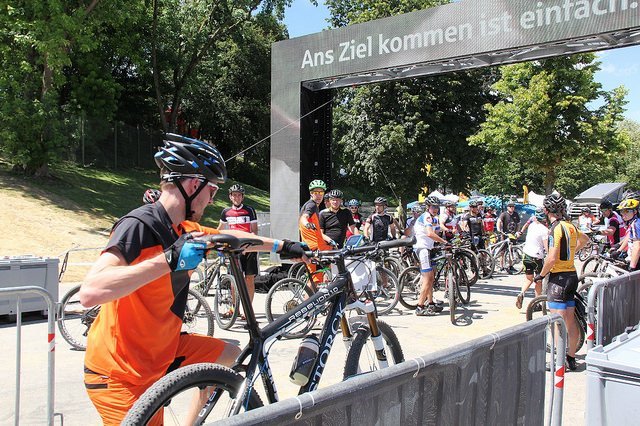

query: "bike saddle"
left=198, top=234, right=241, bottom=250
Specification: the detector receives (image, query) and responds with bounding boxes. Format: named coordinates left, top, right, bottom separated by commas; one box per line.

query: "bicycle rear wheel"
left=343, top=320, right=404, bottom=379
left=213, top=274, right=239, bottom=330
left=580, top=255, right=603, bottom=276
left=58, top=285, right=99, bottom=351
left=182, top=289, right=214, bottom=336
left=525, top=294, right=585, bottom=353
left=288, top=261, right=306, bottom=279
left=383, top=256, right=402, bottom=278
left=122, top=363, right=263, bottom=426
left=265, top=278, right=316, bottom=339
left=507, top=246, right=524, bottom=274
left=398, top=266, right=421, bottom=310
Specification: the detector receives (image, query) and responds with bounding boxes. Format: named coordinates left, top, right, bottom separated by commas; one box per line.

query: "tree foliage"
left=469, top=54, right=628, bottom=195
left=0, top=0, right=288, bottom=181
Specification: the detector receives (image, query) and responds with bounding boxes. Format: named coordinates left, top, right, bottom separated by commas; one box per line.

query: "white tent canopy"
left=443, top=193, right=459, bottom=202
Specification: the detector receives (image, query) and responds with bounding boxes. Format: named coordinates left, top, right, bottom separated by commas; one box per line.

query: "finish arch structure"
left=270, top=0, right=640, bottom=239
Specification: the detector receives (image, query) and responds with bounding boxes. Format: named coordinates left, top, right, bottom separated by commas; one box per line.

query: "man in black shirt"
left=497, top=201, right=521, bottom=235
left=364, top=196, right=398, bottom=242
left=319, top=189, right=358, bottom=248
left=461, top=200, right=486, bottom=249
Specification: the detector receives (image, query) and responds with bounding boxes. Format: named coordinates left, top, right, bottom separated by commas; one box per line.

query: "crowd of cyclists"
left=74, top=131, right=640, bottom=423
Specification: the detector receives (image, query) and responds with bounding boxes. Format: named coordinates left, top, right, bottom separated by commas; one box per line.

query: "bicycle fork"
left=345, top=299, right=389, bottom=368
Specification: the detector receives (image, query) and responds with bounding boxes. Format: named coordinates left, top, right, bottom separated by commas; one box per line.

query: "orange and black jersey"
left=84, top=203, right=218, bottom=386
left=548, top=220, right=579, bottom=273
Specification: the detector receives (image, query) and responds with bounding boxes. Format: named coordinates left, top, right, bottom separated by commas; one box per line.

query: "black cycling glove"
left=279, top=240, right=309, bottom=260
left=165, top=233, right=207, bottom=271
left=533, top=274, right=546, bottom=282
left=304, top=222, right=317, bottom=231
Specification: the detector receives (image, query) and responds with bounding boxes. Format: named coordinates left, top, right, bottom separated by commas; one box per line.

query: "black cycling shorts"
left=546, top=271, right=578, bottom=309
left=240, top=252, right=259, bottom=276
left=523, top=254, right=544, bottom=275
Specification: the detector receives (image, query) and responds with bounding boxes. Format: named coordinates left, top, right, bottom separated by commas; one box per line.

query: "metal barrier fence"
left=1, top=286, right=60, bottom=426
left=587, top=271, right=640, bottom=350
left=217, top=316, right=567, bottom=426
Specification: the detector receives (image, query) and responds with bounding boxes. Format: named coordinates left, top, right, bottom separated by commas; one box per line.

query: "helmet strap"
left=175, top=179, right=208, bottom=220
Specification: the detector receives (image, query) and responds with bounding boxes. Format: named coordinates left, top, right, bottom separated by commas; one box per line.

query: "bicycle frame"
left=199, top=239, right=404, bottom=421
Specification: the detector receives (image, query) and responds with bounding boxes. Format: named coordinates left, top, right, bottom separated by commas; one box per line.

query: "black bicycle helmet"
left=374, top=197, right=387, bottom=205
left=154, top=134, right=226, bottom=220
left=425, top=196, right=440, bottom=206
left=581, top=207, right=591, bottom=213
left=468, top=200, right=478, bottom=207
left=143, top=188, right=161, bottom=205
left=228, top=184, right=245, bottom=194
left=155, top=133, right=227, bottom=183
left=346, top=199, right=361, bottom=207
left=326, top=189, right=344, bottom=199
left=411, top=205, right=424, bottom=213
left=543, top=193, right=566, bottom=214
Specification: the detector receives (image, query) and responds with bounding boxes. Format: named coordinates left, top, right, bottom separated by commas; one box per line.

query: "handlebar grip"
left=377, top=236, right=416, bottom=250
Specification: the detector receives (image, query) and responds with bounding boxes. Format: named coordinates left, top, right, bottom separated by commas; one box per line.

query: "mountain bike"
left=575, top=226, right=609, bottom=261
left=189, top=254, right=240, bottom=330
left=122, top=235, right=412, bottom=425
left=265, top=246, right=400, bottom=338
left=487, top=231, right=524, bottom=274
left=580, top=252, right=629, bottom=277
left=58, top=285, right=215, bottom=351
left=398, top=246, right=470, bottom=324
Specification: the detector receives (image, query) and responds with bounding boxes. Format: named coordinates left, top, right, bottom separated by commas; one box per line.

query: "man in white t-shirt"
left=413, top=197, right=448, bottom=316
left=516, top=209, right=549, bottom=309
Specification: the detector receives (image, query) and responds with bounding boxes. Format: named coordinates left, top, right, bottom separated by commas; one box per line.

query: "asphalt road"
left=0, top=271, right=588, bottom=425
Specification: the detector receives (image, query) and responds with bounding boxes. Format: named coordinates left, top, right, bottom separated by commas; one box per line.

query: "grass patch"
left=0, top=159, right=270, bottom=228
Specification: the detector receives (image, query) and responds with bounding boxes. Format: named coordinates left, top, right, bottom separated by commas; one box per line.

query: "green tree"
left=469, top=54, right=628, bottom=195
left=0, top=0, right=137, bottom=175
left=149, top=0, right=292, bottom=133
left=615, top=119, right=640, bottom=189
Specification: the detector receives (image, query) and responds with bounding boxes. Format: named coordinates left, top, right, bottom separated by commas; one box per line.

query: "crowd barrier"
left=586, top=271, right=640, bottom=350
left=1, top=286, right=60, bottom=426
left=217, top=316, right=566, bottom=426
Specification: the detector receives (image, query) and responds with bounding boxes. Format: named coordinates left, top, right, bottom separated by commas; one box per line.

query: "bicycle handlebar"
left=303, top=237, right=416, bottom=260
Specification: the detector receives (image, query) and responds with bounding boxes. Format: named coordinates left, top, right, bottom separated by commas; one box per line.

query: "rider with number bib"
left=535, top=194, right=588, bottom=371
left=80, top=135, right=306, bottom=425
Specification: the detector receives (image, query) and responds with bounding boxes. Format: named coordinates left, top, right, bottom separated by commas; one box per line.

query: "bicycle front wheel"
left=398, top=266, right=421, bottom=310
left=447, top=268, right=457, bottom=325
left=265, top=278, right=316, bottom=339
left=371, top=267, right=400, bottom=315
left=58, top=284, right=100, bottom=351
left=456, top=268, right=471, bottom=305
left=477, top=249, right=495, bottom=279
left=182, top=289, right=214, bottom=336
left=122, top=363, right=263, bottom=426
left=343, top=320, right=404, bottom=379
left=213, top=274, right=239, bottom=330
left=455, top=250, right=478, bottom=286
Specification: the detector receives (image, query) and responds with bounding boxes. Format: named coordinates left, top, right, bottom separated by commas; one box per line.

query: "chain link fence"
left=62, top=115, right=164, bottom=170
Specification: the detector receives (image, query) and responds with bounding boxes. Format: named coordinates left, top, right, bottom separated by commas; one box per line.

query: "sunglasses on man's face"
left=311, top=190, right=325, bottom=195
left=207, top=182, right=219, bottom=202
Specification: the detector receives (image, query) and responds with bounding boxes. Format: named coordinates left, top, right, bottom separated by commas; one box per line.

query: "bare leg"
left=417, top=271, right=435, bottom=305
